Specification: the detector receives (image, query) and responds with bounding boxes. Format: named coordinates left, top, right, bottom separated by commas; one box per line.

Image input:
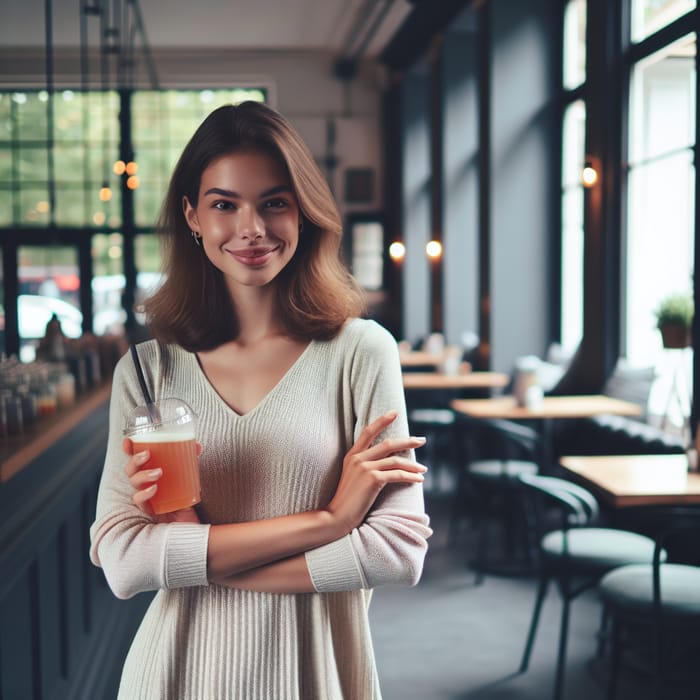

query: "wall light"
left=582, top=160, right=598, bottom=188
left=388, top=241, right=406, bottom=262
left=425, top=240, right=442, bottom=260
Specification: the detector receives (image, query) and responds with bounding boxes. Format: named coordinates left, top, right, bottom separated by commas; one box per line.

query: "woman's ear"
left=183, top=196, right=199, bottom=230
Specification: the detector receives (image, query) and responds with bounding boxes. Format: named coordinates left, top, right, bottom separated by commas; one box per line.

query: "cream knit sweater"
left=90, top=318, right=432, bottom=700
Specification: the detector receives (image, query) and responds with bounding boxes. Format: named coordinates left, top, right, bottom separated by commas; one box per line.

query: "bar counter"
left=0, top=378, right=151, bottom=700
left=0, top=382, right=112, bottom=482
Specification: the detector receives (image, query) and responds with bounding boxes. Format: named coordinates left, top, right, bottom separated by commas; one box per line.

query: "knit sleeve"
left=305, top=321, right=432, bottom=592
left=89, top=347, right=211, bottom=600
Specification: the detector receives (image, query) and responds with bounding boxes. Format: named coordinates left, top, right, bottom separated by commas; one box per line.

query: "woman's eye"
left=213, top=201, right=234, bottom=211
left=263, top=199, right=288, bottom=211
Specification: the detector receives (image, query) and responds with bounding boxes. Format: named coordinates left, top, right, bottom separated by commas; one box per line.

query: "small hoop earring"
left=191, top=230, right=201, bottom=246
left=299, top=221, right=304, bottom=233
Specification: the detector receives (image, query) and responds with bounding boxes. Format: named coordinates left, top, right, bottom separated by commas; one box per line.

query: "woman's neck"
left=230, top=286, right=285, bottom=346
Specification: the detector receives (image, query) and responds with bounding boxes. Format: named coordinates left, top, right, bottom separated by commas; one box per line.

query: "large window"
left=631, top=0, right=695, bottom=43
left=561, top=100, right=586, bottom=354
left=17, top=245, right=81, bottom=362
left=625, top=33, right=696, bottom=428
left=0, top=90, right=121, bottom=228
left=560, top=0, right=587, bottom=355
left=563, top=0, right=587, bottom=90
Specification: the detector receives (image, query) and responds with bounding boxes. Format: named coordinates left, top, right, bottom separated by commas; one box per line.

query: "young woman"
left=90, top=101, right=432, bottom=700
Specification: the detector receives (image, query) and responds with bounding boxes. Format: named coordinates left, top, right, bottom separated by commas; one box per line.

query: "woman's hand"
left=325, top=411, right=427, bottom=534
left=123, top=437, right=201, bottom=524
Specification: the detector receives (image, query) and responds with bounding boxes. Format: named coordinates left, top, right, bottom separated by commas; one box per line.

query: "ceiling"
left=1, top=0, right=414, bottom=59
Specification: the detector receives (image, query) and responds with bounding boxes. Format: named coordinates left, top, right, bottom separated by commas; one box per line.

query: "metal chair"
left=451, top=415, right=543, bottom=581
left=598, top=508, right=700, bottom=700
left=516, top=472, right=662, bottom=700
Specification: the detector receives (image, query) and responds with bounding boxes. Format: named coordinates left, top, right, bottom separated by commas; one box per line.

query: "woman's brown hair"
left=143, top=101, right=365, bottom=351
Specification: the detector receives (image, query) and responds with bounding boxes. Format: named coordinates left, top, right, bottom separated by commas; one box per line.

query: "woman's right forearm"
left=206, top=508, right=345, bottom=579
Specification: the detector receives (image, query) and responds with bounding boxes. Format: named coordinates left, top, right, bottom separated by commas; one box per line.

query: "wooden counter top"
left=0, top=383, right=112, bottom=482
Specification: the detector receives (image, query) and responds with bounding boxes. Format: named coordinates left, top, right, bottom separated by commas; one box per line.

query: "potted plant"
left=655, top=293, right=693, bottom=349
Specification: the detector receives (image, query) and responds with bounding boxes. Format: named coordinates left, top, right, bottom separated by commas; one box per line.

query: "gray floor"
left=369, top=491, right=697, bottom=700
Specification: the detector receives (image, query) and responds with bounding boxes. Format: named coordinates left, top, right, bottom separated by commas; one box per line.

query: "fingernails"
left=146, top=484, right=157, bottom=495
left=135, top=450, right=149, bottom=462
left=385, top=410, right=398, bottom=419
left=146, top=468, right=162, bottom=479
left=413, top=436, right=427, bottom=443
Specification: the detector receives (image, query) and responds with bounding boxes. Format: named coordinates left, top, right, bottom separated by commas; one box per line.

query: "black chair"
left=450, top=416, right=543, bottom=581
left=598, top=508, right=700, bottom=700
left=516, top=472, right=662, bottom=700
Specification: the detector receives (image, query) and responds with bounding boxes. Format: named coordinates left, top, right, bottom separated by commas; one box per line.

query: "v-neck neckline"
left=191, top=339, right=316, bottom=418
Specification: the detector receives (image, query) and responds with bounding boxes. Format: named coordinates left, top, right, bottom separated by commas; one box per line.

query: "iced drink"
left=131, top=430, right=200, bottom=514
left=125, top=398, right=201, bottom=515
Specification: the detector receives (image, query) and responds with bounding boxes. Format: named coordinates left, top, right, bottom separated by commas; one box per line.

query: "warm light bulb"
left=388, top=241, right=406, bottom=262
left=125, top=161, right=138, bottom=175
left=425, top=240, right=442, bottom=260
left=99, top=185, right=113, bottom=202
left=126, top=175, right=140, bottom=190
left=582, top=162, right=598, bottom=188
left=113, top=160, right=126, bottom=175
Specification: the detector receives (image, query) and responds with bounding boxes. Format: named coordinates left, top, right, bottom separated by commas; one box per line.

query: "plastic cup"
left=124, top=398, right=201, bottom=515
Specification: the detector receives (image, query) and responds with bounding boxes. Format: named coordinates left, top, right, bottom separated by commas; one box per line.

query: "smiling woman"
left=89, top=101, right=431, bottom=700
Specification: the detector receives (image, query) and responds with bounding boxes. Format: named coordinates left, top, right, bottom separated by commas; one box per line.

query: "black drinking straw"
left=130, top=344, right=160, bottom=422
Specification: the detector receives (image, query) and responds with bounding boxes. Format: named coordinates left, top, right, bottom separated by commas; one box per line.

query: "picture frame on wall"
left=344, top=168, right=375, bottom=204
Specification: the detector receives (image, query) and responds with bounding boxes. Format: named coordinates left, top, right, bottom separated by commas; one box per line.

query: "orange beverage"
left=132, top=430, right=200, bottom=514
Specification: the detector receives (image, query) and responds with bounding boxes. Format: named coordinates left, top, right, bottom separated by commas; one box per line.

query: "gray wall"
left=400, top=66, right=431, bottom=345
left=489, top=0, right=557, bottom=373
left=442, top=19, right=480, bottom=347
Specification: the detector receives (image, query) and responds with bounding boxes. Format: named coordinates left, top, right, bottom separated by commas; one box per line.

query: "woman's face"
left=183, top=149, right=302, bottom=294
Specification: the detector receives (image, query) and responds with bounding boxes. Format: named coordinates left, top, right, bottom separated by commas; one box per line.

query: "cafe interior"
left=1, top=0, right=699, bottom=698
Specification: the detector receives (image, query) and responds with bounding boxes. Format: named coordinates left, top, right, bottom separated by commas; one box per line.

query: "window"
left=631, top=0, right=695, bottom=43
left=561, top=100, right=586, bottom=354
left=0, top=90, right=120, bottom=228
left=563, top=0, right=587, bottom=90
left=18, top=246, right=81, bottom=362
left=560, top=0, right=587, bottom=354
left=625, top=33, right=695, bottom=428
left=350, top=220, right=384, bottom=290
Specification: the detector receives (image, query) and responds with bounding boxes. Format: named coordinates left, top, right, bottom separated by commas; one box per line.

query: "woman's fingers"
left=360, top=435, right=426, bottom=461
left=132, top=483, right=157, bottom=509
left=348, top=410, right=398, bottom=455
left=124, top=449, right=151, bottom=478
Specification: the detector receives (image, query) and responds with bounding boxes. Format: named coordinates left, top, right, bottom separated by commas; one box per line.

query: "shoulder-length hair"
left=143, top=101, right=365, bottom=351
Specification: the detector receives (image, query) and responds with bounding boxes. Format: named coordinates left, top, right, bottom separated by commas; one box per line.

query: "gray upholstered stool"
left=599, top=550, right=700, bottom=699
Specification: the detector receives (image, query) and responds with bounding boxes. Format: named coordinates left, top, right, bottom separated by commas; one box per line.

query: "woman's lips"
left=228, top=246, right=279, bottom=266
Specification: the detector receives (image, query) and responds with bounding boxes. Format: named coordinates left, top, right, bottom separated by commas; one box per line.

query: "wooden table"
left=450, top=394, right=644, bottom=471
left=400, top=351, right=444, bottom=369
left=560, top=454, right=700, bottom=507
left=403, top=371, right=509, bottom=391
left=450, top=394, right=643, bottom=420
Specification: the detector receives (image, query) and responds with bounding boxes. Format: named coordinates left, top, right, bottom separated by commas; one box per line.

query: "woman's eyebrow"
left=203, top=185, right=293, bottom=198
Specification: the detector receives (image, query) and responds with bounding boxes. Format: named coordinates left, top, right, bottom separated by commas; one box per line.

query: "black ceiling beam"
left=380, top=0, right=472, bottom=70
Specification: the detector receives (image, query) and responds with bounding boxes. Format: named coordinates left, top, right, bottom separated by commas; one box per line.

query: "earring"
left=299, top=221, right=304, bottom=233
left=191, top=230, right=201, bottom=246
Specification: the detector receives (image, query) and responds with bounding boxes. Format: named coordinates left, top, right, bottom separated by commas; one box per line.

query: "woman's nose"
left=237, top=206, right=264, bottom=239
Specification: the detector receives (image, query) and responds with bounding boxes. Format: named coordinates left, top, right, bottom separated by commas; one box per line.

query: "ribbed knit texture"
left=90, top=318, right=431, bottom=700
